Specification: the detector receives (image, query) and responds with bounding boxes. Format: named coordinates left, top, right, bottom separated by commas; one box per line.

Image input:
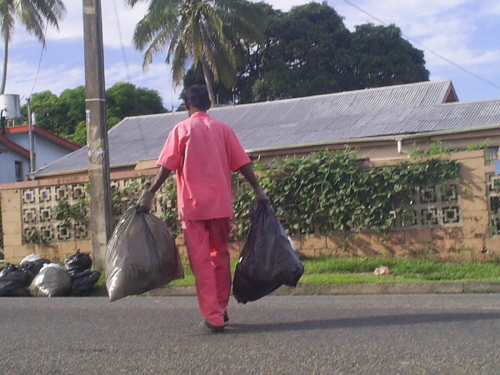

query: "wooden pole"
left=82, top=0, right=112, bottom=271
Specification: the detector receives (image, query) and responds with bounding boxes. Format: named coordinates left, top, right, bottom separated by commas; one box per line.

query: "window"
left=486, top=147, right=499, bottom=165
left=15, top=160, right=23, bottom=182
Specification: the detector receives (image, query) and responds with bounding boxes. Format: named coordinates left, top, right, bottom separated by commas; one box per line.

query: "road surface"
left=1, top=294, right=499, bottom=374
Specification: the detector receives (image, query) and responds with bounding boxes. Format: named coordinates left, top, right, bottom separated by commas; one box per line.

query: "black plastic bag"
left=233, top=203, right=304, bottom=304
left=105, top=207, right=184, bottom=302
left=0, top=264, right=32, bottom=297
left=64, top=250, right=92, bottom=275
left=69, top=270, right=101, bottom=296
left=29, top=265, right=72, bottom=297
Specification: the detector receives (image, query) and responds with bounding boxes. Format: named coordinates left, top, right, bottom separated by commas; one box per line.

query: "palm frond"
left=142, top=24, right=177, bottom=69
left=170, top=42, right=188, bottom=86
left=129, top=0, right=266, bottom=90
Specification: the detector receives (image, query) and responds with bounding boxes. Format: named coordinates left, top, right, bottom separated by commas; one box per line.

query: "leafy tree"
left=59, top=86, right=86, bottom=129
left=25, top=90, right=67, bottom=134
left=246, top=2, right=429, bottom=102
left=21, top=83, right=167, bottom=145
left=23, top=87, right=84, bottom=137
left=0, top=0, right=66, bottom=94
left=106, top=82, right=166, bottom=126
left=126, top=0, right=267, bottom=105
left=252, top=2, right=351, bottom=101
left=70, top=120, right=88, bottom=146
left=346, top=23, right=429, bottom=90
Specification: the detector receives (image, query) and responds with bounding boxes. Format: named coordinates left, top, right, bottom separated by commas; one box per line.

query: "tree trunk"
left=200, top=58, right=216, bottom=106
left=1, top=36, right=9, bottom=95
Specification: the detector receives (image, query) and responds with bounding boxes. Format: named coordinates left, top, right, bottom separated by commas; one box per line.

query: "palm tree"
left=126, top=0, right=267, bottom=105
left=0, top=0, right=66, bottom=95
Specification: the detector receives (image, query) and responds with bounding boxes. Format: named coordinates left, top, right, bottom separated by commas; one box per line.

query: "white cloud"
left=6, top=59, right=85, bottom=102
left=3, top=0, right=500, bottom=104
left=253, top=0, right=310, bottom=11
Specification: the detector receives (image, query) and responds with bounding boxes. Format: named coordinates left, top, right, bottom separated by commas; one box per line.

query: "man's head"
left=183, top=84, right=211, bottom=112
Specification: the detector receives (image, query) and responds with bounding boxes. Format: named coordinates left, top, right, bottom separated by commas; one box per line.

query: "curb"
left=143, top=282, right=500, bottom=297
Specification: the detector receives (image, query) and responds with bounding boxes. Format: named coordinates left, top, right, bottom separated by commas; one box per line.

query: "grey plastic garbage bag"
left=105, top=207, right=184, bottom=302
left=233, top=203, right=304, bottom=304
left=29, top=264, right=72, bottom=297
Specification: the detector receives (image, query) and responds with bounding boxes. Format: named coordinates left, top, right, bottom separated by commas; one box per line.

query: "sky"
left=3, top=0, right=500, bottom=112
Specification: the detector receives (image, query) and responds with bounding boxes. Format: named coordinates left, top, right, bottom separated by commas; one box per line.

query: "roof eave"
left=246, top=124, right=500, bottom=154
left=31, top=162, right=138, bottom=179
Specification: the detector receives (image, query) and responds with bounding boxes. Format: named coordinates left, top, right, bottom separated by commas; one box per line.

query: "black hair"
left=182, top=84, right=211, bottom=111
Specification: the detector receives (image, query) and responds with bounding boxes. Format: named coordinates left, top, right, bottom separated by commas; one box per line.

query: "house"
left=0, top=125, right=81, bottom=184
left=31, top=79, right=500, bottom=179
left=2, top=79, right=500, bottom=263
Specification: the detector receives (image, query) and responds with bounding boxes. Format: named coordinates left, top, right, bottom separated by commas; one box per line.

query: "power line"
left=112, top=0, right=132, bottom=81
left=30, top=24, right=50, bottom=97
left=112, top=0, right=151, bottom=150
left=344, top=0, right=500, bottom=90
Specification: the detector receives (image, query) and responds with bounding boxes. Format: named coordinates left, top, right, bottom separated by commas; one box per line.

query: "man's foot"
left=200, top=320, right=225, bottom=333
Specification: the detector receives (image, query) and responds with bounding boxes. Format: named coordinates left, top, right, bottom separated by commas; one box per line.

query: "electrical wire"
left=112, top=0, right=150, bottom=151
left=344, top=0, right=500, bottom=90
left=112, top=0, right=132, bottom=82
left=29, top=23, right=50, bottom=97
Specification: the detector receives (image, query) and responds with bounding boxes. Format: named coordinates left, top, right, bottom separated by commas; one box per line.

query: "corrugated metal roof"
left=34, top=80, right=500, bottom=177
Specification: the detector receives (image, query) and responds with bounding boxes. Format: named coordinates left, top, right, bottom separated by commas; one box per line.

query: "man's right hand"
left=136, top=190, right=155, bottom=213
left=255, top=187, right=271, bottom=207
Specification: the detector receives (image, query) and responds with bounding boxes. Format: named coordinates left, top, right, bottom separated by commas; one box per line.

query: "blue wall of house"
left=1, top=133, right=74, bottom=183
left=0, top=148, right=29, bottom=184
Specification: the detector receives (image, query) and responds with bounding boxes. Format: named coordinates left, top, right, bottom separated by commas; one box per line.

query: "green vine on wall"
left=158, top=178, right=180, bottom=235
left=409, top=139, right=491, bottom=158
left=54, top=199, right=89, bottom=228
left=47, top=178, right=182, bottom=238
left=233, top=149, right=461, bottom=238
left=27, top=148, right=461, bottom=244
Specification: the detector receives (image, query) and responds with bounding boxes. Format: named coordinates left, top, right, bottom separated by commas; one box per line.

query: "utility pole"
left=82, top=0, right=112, bottom=271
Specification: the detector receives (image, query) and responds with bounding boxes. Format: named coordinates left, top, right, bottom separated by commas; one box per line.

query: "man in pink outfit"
left=137, top=84, right=269, bottom=333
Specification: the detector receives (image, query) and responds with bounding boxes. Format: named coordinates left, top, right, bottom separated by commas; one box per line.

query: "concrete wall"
left=1, top=150, right=499, bottom=265
left=0, top=175, right=93, bottom=263
left=289, top=150, right=500, bottom=261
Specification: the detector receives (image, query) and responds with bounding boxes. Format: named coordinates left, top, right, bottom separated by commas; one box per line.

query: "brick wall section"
left=1, top=186, right=93, bottom=264
left=1, top=150, right=499, bottom=264
left=291, top=151, right=500, bottom=261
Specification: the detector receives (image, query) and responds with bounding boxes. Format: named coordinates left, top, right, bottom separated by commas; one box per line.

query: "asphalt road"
left=1, top=294, right=500, bottom=375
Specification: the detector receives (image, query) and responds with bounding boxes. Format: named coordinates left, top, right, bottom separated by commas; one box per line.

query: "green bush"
left=233, top=149, right=461, bottom=238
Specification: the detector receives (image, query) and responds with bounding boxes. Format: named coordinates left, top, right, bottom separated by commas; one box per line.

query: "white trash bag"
left=29, top=263, right=72, bottom=297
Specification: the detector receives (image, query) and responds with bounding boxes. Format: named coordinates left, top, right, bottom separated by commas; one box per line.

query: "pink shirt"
left=157, top=112, right=251, bottom=221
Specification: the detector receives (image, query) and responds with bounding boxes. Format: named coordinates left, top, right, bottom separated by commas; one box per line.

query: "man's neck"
left=188, top=106, right=206, bottom=116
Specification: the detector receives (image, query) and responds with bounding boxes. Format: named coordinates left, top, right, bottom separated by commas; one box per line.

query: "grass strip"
left=94, top=256, right=500, bottom=290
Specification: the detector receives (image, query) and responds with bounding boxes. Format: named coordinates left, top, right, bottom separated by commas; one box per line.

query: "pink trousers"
left=182, top=218, right=231, bottom=327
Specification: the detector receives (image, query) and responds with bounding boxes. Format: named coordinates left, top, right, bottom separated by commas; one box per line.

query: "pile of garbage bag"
left=0, top=250, right=100, bottom=297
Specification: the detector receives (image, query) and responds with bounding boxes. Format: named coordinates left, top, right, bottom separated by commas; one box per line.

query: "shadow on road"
left=227, top=312, right=500, bottom=334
